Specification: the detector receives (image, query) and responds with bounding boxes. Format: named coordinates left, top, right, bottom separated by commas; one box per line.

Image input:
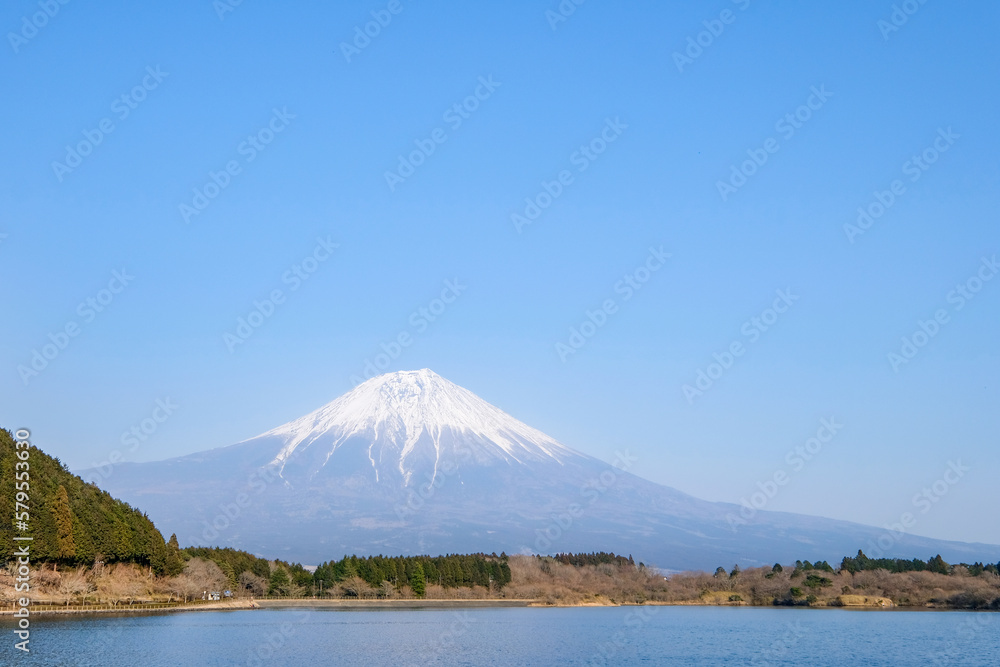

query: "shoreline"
left=257, top=598, right=533, bottom=610
left=0, top=598, right=536, bottom=616
left=0, top=599, right=258, bottom=616
left=3, top=598, right=995, bottom=616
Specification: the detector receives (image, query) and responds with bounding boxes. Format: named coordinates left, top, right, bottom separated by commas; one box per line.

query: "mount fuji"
left=84, top=369, right=1000, bottom=570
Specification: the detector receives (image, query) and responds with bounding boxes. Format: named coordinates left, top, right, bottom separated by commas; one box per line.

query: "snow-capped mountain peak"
left=254, top=369, right=578, bottom=484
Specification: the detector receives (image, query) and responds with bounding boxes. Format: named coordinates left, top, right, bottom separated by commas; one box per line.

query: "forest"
left=313, top=553, right=512, bottom=597
left=2, top=430, right=999, bottom=609
left=0, top=428, right=182, bottom=574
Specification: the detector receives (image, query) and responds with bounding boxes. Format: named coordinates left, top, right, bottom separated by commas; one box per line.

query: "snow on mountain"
left=82, top=369, right=1000, bottom=570
left=255, top=369, right=579, bottom=486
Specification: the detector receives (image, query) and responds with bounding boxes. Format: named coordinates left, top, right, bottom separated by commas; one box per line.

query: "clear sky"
left=2, top=1, right=998, bottom=546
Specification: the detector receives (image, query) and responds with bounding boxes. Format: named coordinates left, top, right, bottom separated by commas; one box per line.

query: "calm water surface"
left=2, top=606, right=998, bottom=666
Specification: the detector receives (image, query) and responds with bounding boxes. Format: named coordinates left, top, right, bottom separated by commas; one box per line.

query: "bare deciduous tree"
left=238, top=571, right=268, bottom=597
left=168, top=558, right=228, bottom=603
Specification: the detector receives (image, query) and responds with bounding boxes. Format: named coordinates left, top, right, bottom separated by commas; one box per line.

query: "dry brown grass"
left=0, top=558, right=228, bottom=605
left=501, top=557, right=1000, bottom=608
left=4, top=557, right=998, bottom=609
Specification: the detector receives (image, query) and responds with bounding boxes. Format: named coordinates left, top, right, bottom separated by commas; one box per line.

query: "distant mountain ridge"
left=83, top=370, right=1000, bottom=570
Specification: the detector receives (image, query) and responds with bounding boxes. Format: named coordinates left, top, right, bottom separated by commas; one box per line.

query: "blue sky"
left=2, top=0, right=998, bottom=546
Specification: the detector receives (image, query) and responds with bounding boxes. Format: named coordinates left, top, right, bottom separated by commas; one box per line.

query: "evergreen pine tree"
left=162, top=533, right=184, bottom=576
left=269, top=567, right=290, bottom=596
left=50, top=485, right=76, bottom=561
left=927, top=554, right=949, bottom=575
left=410, top=563, right=426, bottom=597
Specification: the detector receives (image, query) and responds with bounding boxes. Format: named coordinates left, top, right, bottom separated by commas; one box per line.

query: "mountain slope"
left=261, top=368, right=578, bottom=486
left=83, top=370, right=1000, bottom=570
left=0, top=428, right=179, bottom=573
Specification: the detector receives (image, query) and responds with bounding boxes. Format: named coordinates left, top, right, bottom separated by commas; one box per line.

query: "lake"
left=2, top=606, right=998, bottom=665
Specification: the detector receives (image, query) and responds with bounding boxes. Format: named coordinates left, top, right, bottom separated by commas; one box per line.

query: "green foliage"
left=162, top=534, right=184, bottom=577
left=839, top=550, right=954, bottom=576
left=804, top=573, right=832, bottom=589
left=291, top=566, right=314, bottom=588
left=0, top=429, right=172, bottom=572
left=50, top=485, right=76, bottom=561
left=410, top=563, right=426, bottom=597
left=791, top=559, right=834, bottom=577
left=183, top=546, right=285, bottom=587
left=552, top=552, right=634, bottom=568
left=790, top=587, right=803, bottom=598
left=927, top=554, right=949, bottom=575
left=269, top=567, right=290, bottom=596
left=313, top=553, right=512, bottom=593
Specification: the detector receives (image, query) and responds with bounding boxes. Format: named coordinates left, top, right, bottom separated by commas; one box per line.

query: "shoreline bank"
left=257, top=598, right=533, bottom=610
left=0, top=598, right=537, bottom=616
left=3, top=598, right=995, bottom=616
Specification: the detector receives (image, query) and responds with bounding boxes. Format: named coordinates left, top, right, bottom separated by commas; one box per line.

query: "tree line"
left=313, top=553, right=512, bottom=597
left=550, top=552, right=636, bottom=568
left=838, top=550, right=999, bottom=576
